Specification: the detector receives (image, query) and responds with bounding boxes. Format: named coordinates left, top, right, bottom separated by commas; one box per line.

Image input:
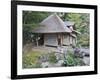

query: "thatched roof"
left=72, top=30, right=81, bottom=34
left=32, top=14, right=72, bottom=33
left=70, top=33, right=77, bottom=38
left=64, top=21, right=80, bottom=34
left=64, top=21, right=75, bottom=26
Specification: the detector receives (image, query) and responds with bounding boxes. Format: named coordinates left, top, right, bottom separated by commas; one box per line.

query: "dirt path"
left=32, top=46, right=57, bottom=53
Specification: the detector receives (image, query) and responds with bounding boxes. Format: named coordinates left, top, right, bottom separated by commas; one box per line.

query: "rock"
left=74, top=48, right=90, bottom=58
left=74, top=48, right=80, bottom=54
left=55, top=53, right=62, bottom=60
left=41, top=62, right=50, bottom=68
left=82, top=57, right=90, bottom=65
left=80, top=48, right=90, bottom=57
left=39, top=55, right=49, bottom=62
left=55, top=60, right=64, bottom=67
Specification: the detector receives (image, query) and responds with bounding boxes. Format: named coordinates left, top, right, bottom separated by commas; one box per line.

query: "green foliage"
left=48, top=52, right=57, bottom=63
left=22, top=49, right=57, bottom=68
left=23, top=24, right=33, bottom=45
left=23, top=11, right=51, bottom=24
left=78, top=33, right=89, bottom=47
left=74, top=58, right=85, bottom=66
left=23, top=24, right=40, bottom=45
left=61, top=13, right=90, bottom=47
left=63, top=54, right=76, bottom=66
left=22, top=51, right=43, bottom=68
left=63, top=51, right=85, bottom=66
left=23, top=11, right=52, bottom=45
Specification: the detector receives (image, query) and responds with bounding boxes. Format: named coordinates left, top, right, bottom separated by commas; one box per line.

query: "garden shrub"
left=62, top=50, right=85, bottom=66
left=22, top=51, right=43, bottom=68
left=48, top=52, right=57, bottom=63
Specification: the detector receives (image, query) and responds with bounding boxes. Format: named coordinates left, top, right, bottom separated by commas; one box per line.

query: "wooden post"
left=36, top=39, right=38, bottom=46
left=43, top=34, right=45, bottom=47
left=36, top=34, right=39, bottom=47
left=60, top=34, right=63, bottom=46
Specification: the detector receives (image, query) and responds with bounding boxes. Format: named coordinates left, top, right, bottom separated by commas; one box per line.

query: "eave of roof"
left=72, top=30, right=81, bottom=34
left=70, top=33, right=77, bottom=38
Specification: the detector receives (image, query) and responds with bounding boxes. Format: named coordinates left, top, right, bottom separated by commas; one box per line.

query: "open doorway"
left=58, top=38, right=61, bottom=46
left=38, top=34, right=44, bottom=46
left=58, top=34, right=62, bottom=46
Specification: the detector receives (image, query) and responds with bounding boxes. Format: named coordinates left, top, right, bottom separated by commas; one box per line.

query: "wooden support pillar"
left=36, top=39, right=38, bottom=46
left=36, top=34, right=39, bottom=47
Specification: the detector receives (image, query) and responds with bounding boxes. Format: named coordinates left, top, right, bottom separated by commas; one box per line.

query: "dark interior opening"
left=38, top=34, right=44, bottom=46
left=58, top=38, right=61, bottom=46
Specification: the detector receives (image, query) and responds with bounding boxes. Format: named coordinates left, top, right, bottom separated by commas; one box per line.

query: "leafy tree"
left=23, top=11, right=51, bottom=45
left=60, top=13, right=90, bottom=47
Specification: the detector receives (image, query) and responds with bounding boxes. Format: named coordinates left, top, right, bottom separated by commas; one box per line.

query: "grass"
left=23, top=50, right=58, bottom=68
left=22, top=50, right=46, bottom=68
left=48, top=52, right=57, bottom=63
